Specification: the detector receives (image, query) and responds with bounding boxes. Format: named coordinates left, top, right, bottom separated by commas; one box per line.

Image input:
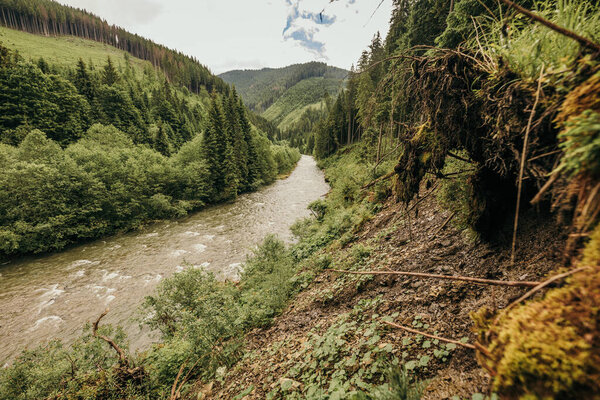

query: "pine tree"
left=221, top=139, right=239, bottom=201
left=153, top=121, right=172, bottom=156
left=37, top=57, right=49, bottom=73
left=238, top=97, right=259, bottom=190
left=223, top=88, right=248, bottom=191
left=202, top=93, right=226, bottom=201
left=101, top=56, right=120, bottom=86
left=74, top=58, right=95, bottom=101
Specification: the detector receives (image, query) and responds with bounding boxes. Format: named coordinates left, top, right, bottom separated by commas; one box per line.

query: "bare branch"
left=92, top=308, right=128, bottom=367
left=329, top=268, right=541, bottom=287
left=512, top=65, right=545, bottom=265
left=382, top=320, right=477, bottom=350
left=499, top=267, right=590, bottom=316
left=433, top=211, right=457, bottom=236
left=361, top=170, right=395, bottom=190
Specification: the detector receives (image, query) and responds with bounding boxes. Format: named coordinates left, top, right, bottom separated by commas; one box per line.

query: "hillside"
left=220, top=62, right=346, bottom=126
left=262, top=76, right=341, bottom=129
left=0, top=3, right=300, bottom=258
left=0, top=26, right=150, bottom=75
left=1, top=0, right=600, bottom=399
left=0, top=0, right=228, bottom=94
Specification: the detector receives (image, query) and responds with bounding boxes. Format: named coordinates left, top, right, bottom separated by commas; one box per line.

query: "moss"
left=582, top=225, right=600, bottom=266
left=482, top=261, right=600, bottom=399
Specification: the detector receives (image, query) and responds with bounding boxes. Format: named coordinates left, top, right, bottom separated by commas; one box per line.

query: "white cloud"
left=57, top=0, right=393, bottom=73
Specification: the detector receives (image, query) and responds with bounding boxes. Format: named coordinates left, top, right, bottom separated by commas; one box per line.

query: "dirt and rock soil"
left=191, top=186, right=566, bottom=399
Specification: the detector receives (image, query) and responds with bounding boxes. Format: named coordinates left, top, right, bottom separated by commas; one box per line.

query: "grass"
left=473, top=0, right=600, bottom=79
left=0, top=26, right=151, bottom=76
left=0, top=26, right=212, bottom=109
left=278, top=100, right=328, bottom=131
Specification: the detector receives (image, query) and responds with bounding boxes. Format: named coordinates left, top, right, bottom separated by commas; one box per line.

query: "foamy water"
left=0, top=156, right=329, bottom=363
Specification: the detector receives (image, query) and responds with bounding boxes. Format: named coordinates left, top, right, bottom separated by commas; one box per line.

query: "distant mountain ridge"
left=220, top=62, right=347, bottom=128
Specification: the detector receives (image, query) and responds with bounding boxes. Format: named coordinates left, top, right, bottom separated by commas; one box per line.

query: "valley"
left=0, top=0, right=599, bottom=399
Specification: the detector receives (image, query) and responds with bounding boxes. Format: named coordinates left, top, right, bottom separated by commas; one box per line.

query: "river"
left=0, top=155, right=329, bottom=364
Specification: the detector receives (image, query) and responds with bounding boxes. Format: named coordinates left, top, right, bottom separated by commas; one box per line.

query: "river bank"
left=0, top=155, right=329, bottom=364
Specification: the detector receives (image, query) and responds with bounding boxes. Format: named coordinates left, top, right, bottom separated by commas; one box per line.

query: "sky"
left=56, top=0, right=393, bottom=74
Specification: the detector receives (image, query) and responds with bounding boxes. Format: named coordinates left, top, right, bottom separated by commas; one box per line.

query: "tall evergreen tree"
left=101, top=56, right=120, bottom=86
left=74, top=58, right=95, bottom=101
left=238, top=97, right=259, bottom=190
left=223, top=88, right=248, bottom=191
left=202, top=93, right=226, bottom=201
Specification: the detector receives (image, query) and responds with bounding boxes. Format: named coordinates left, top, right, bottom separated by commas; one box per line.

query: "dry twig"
left=497, top=266, right=590, bottom=321
left=329, top=268, right=541, bottom=287
left=433, top=211, right=457, bottom=236
left=361, top=170, right=395, bottom=190
left=92, top=308, right=128, bottom=367
left=382, top=320, right=476, bottom=350
left=511, top=65, right=545, bottom=265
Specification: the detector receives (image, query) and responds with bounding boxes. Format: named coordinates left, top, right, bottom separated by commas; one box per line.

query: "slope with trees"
left=2, top=0, right=599, bottom=399
left=0, top=29, right=299, bottom=257
left=0, top=0, right=228, bottom=94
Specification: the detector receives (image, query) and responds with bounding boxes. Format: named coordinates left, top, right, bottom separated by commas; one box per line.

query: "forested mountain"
left=220, top=62, right=347, bottom=114
left=0, top=1, right=300, bottom=256
left=2, top=0, right=600, bottom=399
left=0, top=0, right=228, bottom=94
left=221, top=62, right=347, bottom=148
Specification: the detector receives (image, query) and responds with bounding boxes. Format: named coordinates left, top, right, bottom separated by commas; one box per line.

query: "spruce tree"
left=221, top=139, right=239, bottom=201
left=237, top=97, right=258, bottom=190
left=202, top=93, right=226, bottom=201
left=101, top=56, right=120, bottom=86
left=37, top=57, right=49, bottom=73
left=223, top=88, right=248, bottom=191
left=153, top=121, right=172, bottom=156
left=74, top=58, right=95, bottom=101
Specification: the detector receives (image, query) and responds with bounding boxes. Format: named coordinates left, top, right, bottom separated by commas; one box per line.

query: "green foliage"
left=352, top=368, right=424, bottom=400
left=0, top=120, right=299, bottom=256
left=0, top=325, right=150, bottom=400
left=555, top=110, right=600, bottom=178
left=473, top=0, right=600, bottom=79
left=220, top=62, right=346, bottom=114
left=141, top=235, right=303, bottom=391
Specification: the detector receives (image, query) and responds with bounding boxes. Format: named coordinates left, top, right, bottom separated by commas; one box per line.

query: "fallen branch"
left=530, top=171, right=559, bottom=205
left=407, top=183, right=439, bottom=213
left=329, top=269, right=541, bottom=287
left=447, top=151, right=472, bottom=164
left=361, top=170, right=395, bottom=190
left=373, top=142, right=402, bottom=173
left=382, top=320, right=476, bottom=350
left=93, top=308, right=128, bottom=367
left=512, top=65, right=545, bottom=265
left=528, top=149, right=562, bottom=162
left=497, top=267, right=590, bottom=320
left=499, top=0, right=600, bottom=53
left=433, top=211, right=457, bottom=236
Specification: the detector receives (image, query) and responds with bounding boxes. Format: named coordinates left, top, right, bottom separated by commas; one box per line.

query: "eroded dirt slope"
left=193, top=188, right=565, bottom=399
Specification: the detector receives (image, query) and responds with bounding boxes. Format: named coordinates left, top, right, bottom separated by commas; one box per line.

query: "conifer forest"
left=0, top=0, right=599, bottom=399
